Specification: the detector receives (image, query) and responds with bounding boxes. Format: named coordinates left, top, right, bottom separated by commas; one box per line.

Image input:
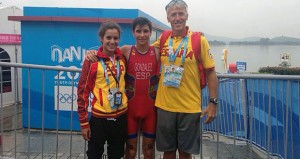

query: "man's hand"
left=81, top=127, right=91, bottom=141
left=85, top=50, right=98, bottom=62
left=200, top=103, right=217, bottom=124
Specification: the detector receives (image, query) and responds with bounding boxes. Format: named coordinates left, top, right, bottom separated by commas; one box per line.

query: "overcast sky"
left=1, top=0, right=300, bottom=39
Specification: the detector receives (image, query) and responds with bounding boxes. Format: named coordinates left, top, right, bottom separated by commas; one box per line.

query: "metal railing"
left=0, top=62, right=83, bottom=159
left=201, top=73, right=300, bottom=159
left=1, top=62, right=300, bottom=159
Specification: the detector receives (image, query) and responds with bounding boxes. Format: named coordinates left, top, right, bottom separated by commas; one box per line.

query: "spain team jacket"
left=77, top=47, right=128, bottom=129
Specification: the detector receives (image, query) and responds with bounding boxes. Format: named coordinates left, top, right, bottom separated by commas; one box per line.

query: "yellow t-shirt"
left=152, top=31, right=215, bottom=113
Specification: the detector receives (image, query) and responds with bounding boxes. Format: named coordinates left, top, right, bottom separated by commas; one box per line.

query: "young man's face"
left=100, top=28, right=119, bottom=54
left=133, top=24, right=151, bottom=46
left=167, top=5, right=188, bottom=34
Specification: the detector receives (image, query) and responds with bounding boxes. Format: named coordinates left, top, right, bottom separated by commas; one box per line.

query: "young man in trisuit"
left=152, top=0, right=219, bottom=159
left=87, top=17, right=159, bottom=159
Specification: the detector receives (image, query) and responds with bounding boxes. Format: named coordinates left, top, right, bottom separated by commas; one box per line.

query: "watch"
left=209, top=98, right=219, bottom=105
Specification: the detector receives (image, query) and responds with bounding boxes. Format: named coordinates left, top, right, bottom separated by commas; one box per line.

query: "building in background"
left=0, top=6, right=22, bottom=106
left=8, top=7, right=169, bottom=130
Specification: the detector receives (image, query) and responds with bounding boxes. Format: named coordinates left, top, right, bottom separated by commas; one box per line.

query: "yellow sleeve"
left=200, top=35, right=215, bottom=69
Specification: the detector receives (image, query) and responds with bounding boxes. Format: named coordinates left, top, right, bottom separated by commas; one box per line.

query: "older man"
left=152, top=0, right=219, bottom=159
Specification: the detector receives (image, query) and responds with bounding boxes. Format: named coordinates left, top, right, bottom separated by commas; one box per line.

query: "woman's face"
left=100, top=28, right=120, bottom=54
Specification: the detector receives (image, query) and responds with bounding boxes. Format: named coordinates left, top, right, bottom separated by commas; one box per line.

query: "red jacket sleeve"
left=77, top=59, right=96, bottom=129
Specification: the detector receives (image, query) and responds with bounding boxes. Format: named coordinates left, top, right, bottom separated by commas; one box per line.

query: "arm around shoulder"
left=120, top=45, right=131, bottom=60
left=85, top=50, right=98, bottom=62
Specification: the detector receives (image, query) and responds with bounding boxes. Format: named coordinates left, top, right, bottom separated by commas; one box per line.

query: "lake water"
left=210, top=45, right=300, bottom=73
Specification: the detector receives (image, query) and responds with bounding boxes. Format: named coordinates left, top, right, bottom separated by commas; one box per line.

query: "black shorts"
left=87, top=114, right=127, bottom=159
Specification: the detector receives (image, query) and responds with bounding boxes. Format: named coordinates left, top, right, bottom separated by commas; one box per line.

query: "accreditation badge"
left=163, top=65, right=184, bottom=88
left=114, top=91, right=123, bottom=107
left=109, top=88, right=121, bottom=110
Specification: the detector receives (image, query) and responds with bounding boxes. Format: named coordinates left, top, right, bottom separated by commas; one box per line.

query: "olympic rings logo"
left=57, top=93, right=77, bottom=104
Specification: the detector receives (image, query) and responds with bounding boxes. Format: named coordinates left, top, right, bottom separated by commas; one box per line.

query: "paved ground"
left=1, top=104, right=270, bottom=159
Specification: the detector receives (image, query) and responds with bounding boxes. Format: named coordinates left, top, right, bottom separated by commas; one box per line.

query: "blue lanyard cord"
left=99, top=58, right=120, bottom=87
left=100, top=59, right=110, bottom=85
left=168, top=36, right=188, bottom=65
left=181, top=36, right=188, bottom=65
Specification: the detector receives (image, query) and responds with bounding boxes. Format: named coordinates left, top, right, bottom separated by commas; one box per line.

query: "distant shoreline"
left=206, top=35, right=300, bottom=46
left=209, top=40, right=300, bottom=46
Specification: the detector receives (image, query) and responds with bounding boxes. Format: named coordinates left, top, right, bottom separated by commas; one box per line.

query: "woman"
left=77, top=22, right=128, bottom=159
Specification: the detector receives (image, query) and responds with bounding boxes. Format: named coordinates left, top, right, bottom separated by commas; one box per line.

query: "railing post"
left=275, top=80, right=279, bottom=156
left=299, top=81, right=300, bottom=137
left=42, top=69, right=45, bottom=158
left=289, top=81, right=294, bottom=159
left=284, top=81, right=289, bottom=159
left=233, top=79, right=237, bottom=145
left=199, top=116, right=203, bottom=159
left=249, top=80, right=254, bottom=159
left=216, top=105, right=220, bottom=159
left=137, top=120, right=141, bottom=159
left=27, top=68, right=31, bottom=158
left=0, top=66, right=3, bottom=155
left=240, top=79, right=248, bottom=140
left=13, top=67, right=18, bottom=159
left=267, top=80, right=272, bottom=159
left=56, top=70, right=60, bottom=159
left=70, top=71, right=75, bottom=159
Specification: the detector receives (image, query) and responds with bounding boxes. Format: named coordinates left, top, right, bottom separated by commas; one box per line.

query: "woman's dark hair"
left=98, top=22, right=121, bottom=38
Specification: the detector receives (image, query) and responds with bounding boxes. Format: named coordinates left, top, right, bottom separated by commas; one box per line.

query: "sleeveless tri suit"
left=125, top=45, right=159, bottom=139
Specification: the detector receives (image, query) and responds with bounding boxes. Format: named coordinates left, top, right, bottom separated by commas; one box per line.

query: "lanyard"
left=99, top=58, right=120, bottom=87
left=168, top=36, right=188, bottom=65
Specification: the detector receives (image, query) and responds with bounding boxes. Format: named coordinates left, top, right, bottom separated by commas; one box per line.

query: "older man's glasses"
left=165, top=0, right=188, bottom=11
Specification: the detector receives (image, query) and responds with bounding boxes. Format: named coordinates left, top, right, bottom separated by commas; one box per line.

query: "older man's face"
left=167, top=5, right=188, bottom=34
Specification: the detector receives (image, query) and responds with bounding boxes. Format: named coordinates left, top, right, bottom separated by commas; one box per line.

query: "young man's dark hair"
left=132, top=17, right=152, bottom=32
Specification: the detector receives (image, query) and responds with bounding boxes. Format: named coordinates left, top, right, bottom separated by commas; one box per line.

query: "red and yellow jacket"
left=77, top=47, right=128, bottom=129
